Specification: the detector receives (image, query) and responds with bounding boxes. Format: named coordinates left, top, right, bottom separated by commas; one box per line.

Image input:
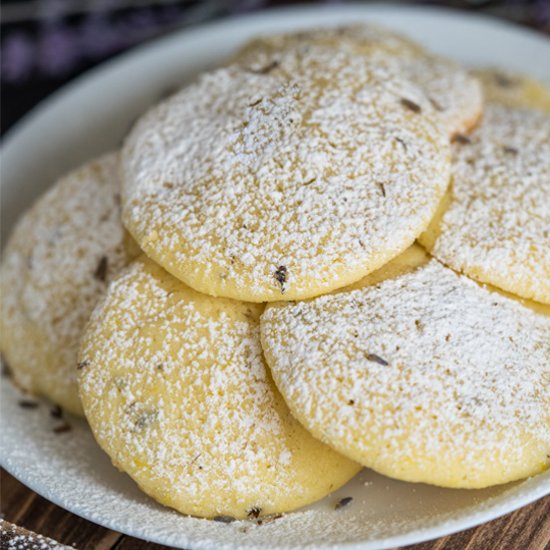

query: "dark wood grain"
left=2, top=468, right=549, bottom=550
left=1, top=469, right=121, bottom=549
left=401, top=495, right=550, bottom=550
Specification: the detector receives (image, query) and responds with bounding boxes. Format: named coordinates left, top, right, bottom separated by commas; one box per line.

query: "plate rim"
left=2, top=430, right=549, bottom=550
left=3, top=0, right=549, bottom=148
left=2, top=3, right=550, bottom=549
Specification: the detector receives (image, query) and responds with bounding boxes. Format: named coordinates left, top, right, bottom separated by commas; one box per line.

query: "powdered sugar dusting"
left=78, top=257, right=358, bottom=519
left=420, top=104, right=550, bottom=304
left=121, top=49, right=450, bottom=302
left=233, top=25, right=482, bottom=137
left=261, top=258, right=550, bottom=488
left=473, top=68, right=550, bottom=112
left=0, top=153, right=132, bottom=415
left=2, top=374, right=550, bottom=550
left=232, top=24, right=425, bottom=65
left=395, top=52, right=482, bottom=136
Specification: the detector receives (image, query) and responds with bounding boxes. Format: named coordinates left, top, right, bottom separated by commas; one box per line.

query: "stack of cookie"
left=2, top=25, right=549, bottom=521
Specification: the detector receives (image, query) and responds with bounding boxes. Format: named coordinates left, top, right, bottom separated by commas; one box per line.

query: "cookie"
left=232, top=24, right=424, bottom=63
left=78, top=256, right=360, bottom=519
left=400, top=54, right=482, bottom=137
left=261, top=246, right=550, bottom=489
left=420, top=103, right=550, bottom=304
left=122, top=51, right=450, bottom=302
left=233, top=25, right=483, bottom=138
left=473, top=68, right=550, bottom=112
left=0, top=153, right=136, bottom=415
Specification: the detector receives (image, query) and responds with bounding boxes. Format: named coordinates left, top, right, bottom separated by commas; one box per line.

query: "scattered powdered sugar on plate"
left=261, top=257, right=550, bottom=488
left=121, top=47, right=449, bottom=302
left=2, top=12, right=550, bottom=550
left=420, top=104, right=550, bottom=304
left=0, top=152, right=134, bottom=415
left=2, top=375, right=549, bottom=550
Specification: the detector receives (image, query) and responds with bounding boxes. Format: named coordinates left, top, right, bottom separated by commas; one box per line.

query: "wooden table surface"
left=1, top=468, right=549, bottom=550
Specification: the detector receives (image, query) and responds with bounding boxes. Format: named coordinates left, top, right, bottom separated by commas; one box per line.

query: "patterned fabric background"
left=2, top=0, right=549, bottom=134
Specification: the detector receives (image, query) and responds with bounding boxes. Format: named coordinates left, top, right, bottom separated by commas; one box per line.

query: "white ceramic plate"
left=1, top=4, right=549, bottom=549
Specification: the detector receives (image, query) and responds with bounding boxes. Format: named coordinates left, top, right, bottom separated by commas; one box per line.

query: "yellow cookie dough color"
left=0, top=153, right=134, bottom=415
left=233, top=25, right=482, bottom=138
left=78, top=256, right=360, bottom=519
left=261, top=246, right=550, bottom=489
left=473, top=68, right=550, bottom=112
left=122, top=50, right=450, bottom=302
left=420, top=104, right=550, bottom=304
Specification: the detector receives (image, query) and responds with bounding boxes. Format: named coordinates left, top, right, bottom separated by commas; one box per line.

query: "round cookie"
left=78, top=256, right=360, bottom=519
left=0, top=153, right=136, bottom=415
left=260, top=246, right=550, bottom=489
left=233, top=25, right=483, bottom=138
left=122, top=51, right=450, bottom=302
left=419, top=103, right=550, bottom=304
left=473, top=68, right=550, bottom=112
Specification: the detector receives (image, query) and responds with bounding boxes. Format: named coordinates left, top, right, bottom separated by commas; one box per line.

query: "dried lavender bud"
left=247, top=506, right=262, bottom=519
left=18, top=399, right=38, bottom=409
left=395, top=137, right=408, bottom=151
left=453, top=134, right=471, bottom=145
left=400, top=98, right=422, bottom=114
left=132, top=410, right=159, bottom=432
left=53, top=423, right=72, bottom=434
left=50, top=405, right=63, bottom=419
left=365, top=353, right=389, bottom=366
left=335, top=496, right=353, bottom=510
left=1, top=359, right=12, bottom=378
left=213, top=516, right=236, bottom=524
left=248, top=60, right=279, bottom=75
left=94, top=256, right=108, bottom=282
left=274, top=266, right=288, bottom=293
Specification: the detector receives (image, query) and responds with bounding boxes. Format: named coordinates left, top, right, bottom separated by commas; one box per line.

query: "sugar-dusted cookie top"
left=78, top=256, right=360, bottom=519
left=473, top=68, right=550, bottom=112
left=261, top=246, right=550, bottom=489
left=0, top=153, right=135, bottom=415
left=233, top=24, right=425, bottom=62
left=420, top=104, right=550, bottom=304
left=233, top=25, right=483, bottom=137
left=122, top=49, right=450, bottom=302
